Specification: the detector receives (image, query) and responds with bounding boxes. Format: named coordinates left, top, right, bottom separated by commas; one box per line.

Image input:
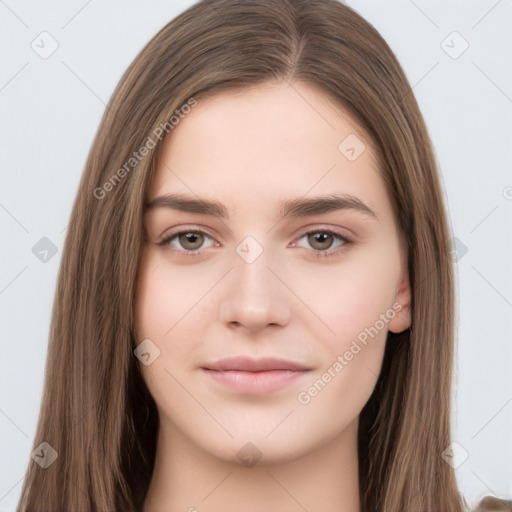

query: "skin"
left=135, top=80, right=411, bottom=512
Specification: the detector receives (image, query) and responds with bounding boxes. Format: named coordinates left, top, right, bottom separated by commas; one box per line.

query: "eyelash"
left=157, top=228, right=352, bottom=260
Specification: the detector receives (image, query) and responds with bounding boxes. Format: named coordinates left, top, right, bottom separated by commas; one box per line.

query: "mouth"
left=201, top=356, right=312, bottom=394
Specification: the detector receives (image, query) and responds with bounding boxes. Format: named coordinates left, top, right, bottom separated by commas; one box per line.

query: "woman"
left=16, top=0, right=509, bottom=511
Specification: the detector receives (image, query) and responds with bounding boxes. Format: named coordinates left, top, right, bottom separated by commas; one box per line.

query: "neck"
left=143, top=416, right=361, bottom=512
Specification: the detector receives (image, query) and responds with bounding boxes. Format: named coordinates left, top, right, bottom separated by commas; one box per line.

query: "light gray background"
left=1, top=0, right=511, bottom=510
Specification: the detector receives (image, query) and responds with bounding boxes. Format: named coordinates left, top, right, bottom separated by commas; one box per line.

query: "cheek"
left=134, top=251, right=215, bottom=390
left=294, top=254, right=397, bottom=417
left=134, top=255, right=205, bottom=417
left=287, top=245, right=400, bottom=349
left=135, top=252, right=202, bottom=343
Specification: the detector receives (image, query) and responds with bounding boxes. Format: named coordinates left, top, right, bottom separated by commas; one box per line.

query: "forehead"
left=147, top=81, right=391, bottom=223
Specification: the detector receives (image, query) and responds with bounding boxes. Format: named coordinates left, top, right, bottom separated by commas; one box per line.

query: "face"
left=134, top=81, right=411, bottom=465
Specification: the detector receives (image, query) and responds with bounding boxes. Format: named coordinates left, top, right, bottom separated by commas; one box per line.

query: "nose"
left=217, top=246, right=291, bottom=334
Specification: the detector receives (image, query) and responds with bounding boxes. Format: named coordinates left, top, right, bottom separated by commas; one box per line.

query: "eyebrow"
left=145, top=193, right=378, bottom=221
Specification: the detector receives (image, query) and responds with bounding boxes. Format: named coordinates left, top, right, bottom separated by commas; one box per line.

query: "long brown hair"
left=17, top=0, right=470, bottom=510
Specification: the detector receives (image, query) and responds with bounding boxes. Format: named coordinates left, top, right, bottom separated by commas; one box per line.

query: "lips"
left=202, top=356, right=311, bottom=372
left=201, top=356, right=311, bottom=394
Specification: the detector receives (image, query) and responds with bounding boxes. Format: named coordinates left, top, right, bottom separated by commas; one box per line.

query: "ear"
left=388, top=259, right=411, bottom=334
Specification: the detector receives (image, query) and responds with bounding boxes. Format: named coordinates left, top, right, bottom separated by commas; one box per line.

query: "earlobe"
left=388, top=271, right=412, bottom=334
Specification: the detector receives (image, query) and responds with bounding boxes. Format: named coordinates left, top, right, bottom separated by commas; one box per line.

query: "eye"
left=158, top=229, right=217, bottom=254
left=157, top=227, right=352, bottom=259
left=291, top=229, right=351, bottom=258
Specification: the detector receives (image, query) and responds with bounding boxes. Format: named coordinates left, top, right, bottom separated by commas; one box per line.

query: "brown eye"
left=159, top=229, right=216, bottom=253
left=292, top=229, right=351, bottom=259
left=178, top=232, right=205, bottom=250
left=307, top=232, right=335, bottom=251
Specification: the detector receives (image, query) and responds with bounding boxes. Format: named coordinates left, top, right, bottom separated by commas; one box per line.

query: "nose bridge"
left=218, top=235, right=291, bottom=332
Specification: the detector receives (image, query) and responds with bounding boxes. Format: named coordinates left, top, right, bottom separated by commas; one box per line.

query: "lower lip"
left=202, top=369, right=309, bottom=394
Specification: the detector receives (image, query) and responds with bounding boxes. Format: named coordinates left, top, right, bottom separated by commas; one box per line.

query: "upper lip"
left=202, top=356, right=311, bottom=372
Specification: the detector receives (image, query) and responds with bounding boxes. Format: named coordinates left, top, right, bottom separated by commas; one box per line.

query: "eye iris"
left=180, top=232, right=204, bottom=250
left=308, top=232, right=333, bottom=250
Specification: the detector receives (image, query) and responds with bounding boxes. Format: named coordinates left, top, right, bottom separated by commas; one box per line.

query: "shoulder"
left=473, top=496, right=512, bottom=511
